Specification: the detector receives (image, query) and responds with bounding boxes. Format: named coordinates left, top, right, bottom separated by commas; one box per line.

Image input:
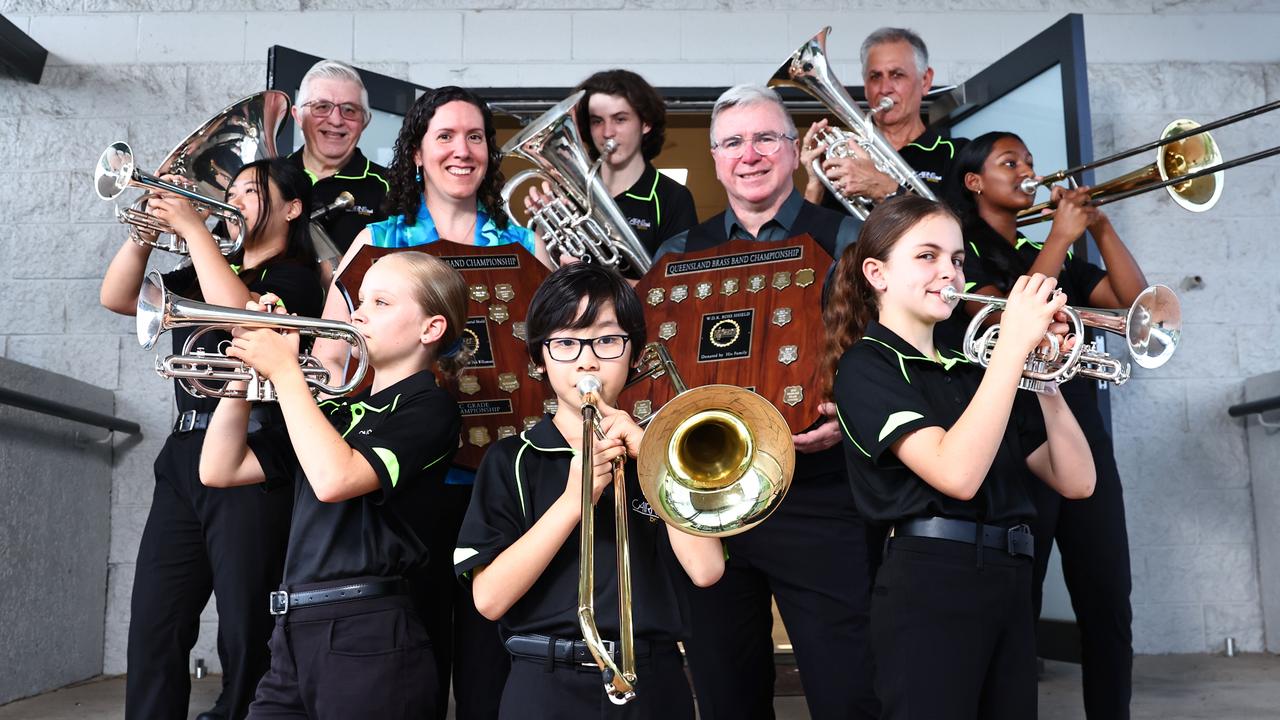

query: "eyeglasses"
left=543, top=335, right=630, bottom=362
left=302, top=100, right=366, bottom=122
left=711, top=132, right=796, bottom=159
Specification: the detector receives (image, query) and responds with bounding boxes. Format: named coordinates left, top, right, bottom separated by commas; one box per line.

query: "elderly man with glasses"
left=288, top=59, right=389, bottom=255
left=654, top=84, right=878, bottom=720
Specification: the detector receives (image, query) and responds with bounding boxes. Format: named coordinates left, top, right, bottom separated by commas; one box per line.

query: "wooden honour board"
left=336, top=241, right=553, bottom=469
left=620, top=234, right=833, bottom=434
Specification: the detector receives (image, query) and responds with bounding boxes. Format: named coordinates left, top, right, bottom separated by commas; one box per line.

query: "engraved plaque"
left=720, top=278, right=740, bottom=297
left=523, top=416, right=540, bottom=430
left=468, top=426, right=492, bottom=447
left=747, top=274, right=767, bottom=294
left=458, top=374, right=481, bottom=396
left=497, top=372, right=519, bottom=393
left=543, top=398, right=559, bottom=415
left=771, top=271, right=792, bottom=291
left=772, top=307, right=792, bottom=327
left=512, top=321, right=528, bottom=341
left=795, top=268, right=816, bottom=288
left=633, top=400, right=652, bottom=421
left=670, top=285, right=689, bottom=303
left=697, top=309, right=754, bottom=362
left=708, top=318, right=741, bottom=348
left=646, top=287, right=665, bottom=306
left=782, top=385, right=804, bottom=406
left=468, top=284, right=490, bottom=303
left=778, top=345, right=799, bottom=365
left=496, top=425, right=518, bottom=440
left=527, top=361, right=544, bottom=380
left=494, top=283, right=515, bottom=302
left=695, top=281, right=713, bottom=300
left=659, top=321, right=678, bottom=341
left=488, top=302, right=509, bottom=324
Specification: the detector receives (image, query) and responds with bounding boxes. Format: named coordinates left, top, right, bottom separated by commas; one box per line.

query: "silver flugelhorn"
left=137, top=271, right=368, bottom=402
left=95, top=90, right=291, bottom=255
left=769, top=27, right=937, bottom=219
left=941, top=285, right=1181, bottom=393
left=500, top=91, right=652, bottom=279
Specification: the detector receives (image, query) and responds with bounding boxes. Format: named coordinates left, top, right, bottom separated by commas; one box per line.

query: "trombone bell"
left=1157, top=119, right=1223, bottom=212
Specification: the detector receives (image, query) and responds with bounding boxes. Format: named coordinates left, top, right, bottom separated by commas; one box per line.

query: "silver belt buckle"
left=175, top=410, right=198, bottom=433
left=269, top=590, right=289, bottom=616
left=581, top=639, right=616, bottom=667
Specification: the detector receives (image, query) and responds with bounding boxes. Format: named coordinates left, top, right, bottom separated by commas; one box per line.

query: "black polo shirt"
left=290, top=148, right=389, bottom=253
left=833, top=320, right=1046, bottom=525
left=820, top=127, right=968, bottom=214
left=248, top=368, right=460, bottom=586
left=454, top=415, right=691, bottom=642
left=613, top=163, right=698, bottom=258
left=162, top=259, right=324, bottom=414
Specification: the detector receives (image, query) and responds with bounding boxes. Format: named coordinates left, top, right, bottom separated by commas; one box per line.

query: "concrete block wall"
left=1, top=0, right=1277, bottom=673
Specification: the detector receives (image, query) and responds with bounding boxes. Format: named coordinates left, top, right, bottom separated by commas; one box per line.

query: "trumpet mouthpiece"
left=577, top=375, right=603, bottom=396
left=602, top=138, right=618, bottom=155
left=874, top=97, right=894, bottom=112
left=940, top=286, right=960, bottom=303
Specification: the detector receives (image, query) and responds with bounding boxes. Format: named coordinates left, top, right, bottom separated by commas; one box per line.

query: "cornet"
left=137, top=271, right=368, bottom=402
left=941, top=285, right=1181, bottom=393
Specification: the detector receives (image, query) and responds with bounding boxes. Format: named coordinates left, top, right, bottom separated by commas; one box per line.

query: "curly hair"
left=819, top=196, right=960, bottom=399
left=574, top=69, right=668, bottom=163
left=382, top=86, right=510, bottom=230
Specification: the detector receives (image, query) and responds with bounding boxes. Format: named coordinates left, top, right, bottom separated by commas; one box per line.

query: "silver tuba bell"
left=500, top=91, right=652, bottom=278
left=941, top=284, right=1182, bottom=393
left=137, top=271, right=369, bottom=402
left=95, top=90, right=291, bottom=256
left=769, top=27, right=938, bottom=219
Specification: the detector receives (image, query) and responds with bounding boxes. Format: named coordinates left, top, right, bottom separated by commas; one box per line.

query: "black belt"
left=504, top=634, right=652, bottom=666
left=173, top=407, right=274, bottom=434
left=269, top=578, right=408, bottom=616
left=892, top=517, right=1034, bottom=558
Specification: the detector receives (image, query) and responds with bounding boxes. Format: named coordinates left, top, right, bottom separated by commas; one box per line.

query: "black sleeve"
left=453, top=439, right=527, bottom=581
left=961, top=243, right=1000, bottom=294
left=161, top=264, right=199, bottom=298
left=657, top=179, right=698, bottom=246
left=1064, top=253, right=1108, bottom=306
left=344, top=388, right=461, bottom=504
left=832, top=346, right=940, bottom=466
left=247, top=261, right=324, bottom=318
left=1012, top=390, right=1048, bottom=459
left=245, top=422, right=298, bottom=491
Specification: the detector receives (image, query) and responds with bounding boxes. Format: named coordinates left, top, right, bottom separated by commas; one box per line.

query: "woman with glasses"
left=455, top=262, right=723, bottom=719
left=312, top=84, right=553, bottom=720
left=288, top=59, right=390, bottom=254
left=573, top=69, right=698, bottom=257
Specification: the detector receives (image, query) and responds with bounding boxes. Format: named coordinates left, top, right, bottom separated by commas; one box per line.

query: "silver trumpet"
left=95, top=90, right=291, bottom=255
left=137, top=271, right=368, bottom=402
left=941, top=284, right=1181, bottom=393
left=769, top=27, right=937, bottom=219
left=501, top=90, right=652, bottom=279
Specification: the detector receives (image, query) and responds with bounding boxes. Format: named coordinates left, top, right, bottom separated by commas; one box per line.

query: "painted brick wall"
left=1, top=0, right=1276, bottom=673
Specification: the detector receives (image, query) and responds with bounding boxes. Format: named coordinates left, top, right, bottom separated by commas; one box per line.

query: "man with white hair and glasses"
left=288, top=59, right=389, bottom=254
left=654, top=85, right=878, bottom=720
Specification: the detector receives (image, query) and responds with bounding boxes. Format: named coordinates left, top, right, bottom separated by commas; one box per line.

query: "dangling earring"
left=415, top=166, right=422, bottom=183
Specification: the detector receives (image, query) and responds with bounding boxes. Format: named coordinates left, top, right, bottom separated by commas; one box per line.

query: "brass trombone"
left=574, top=344, right=795, bottom=704
left=137, top=271, right=369, bottom=402
left=941, top=284, right=1181, bottom=392
left=1017, top=100, right=1280, bottom=226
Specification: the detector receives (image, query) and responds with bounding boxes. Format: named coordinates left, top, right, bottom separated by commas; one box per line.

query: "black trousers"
left=1029, top=392, right=1133, bottom=719
left=682, top=469, right=879, bottom=720
left=498, top=641, right=693, bottom=720
left=247, top=589, right=438, bottom=719
left=412, top=483, right=509, bottom=720
left=872, top=536, right=1037, bottom=720
left=126, top=431, right=292, bottom=720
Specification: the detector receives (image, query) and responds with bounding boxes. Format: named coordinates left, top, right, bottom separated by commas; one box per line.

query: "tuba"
left=941, top=285, right=1181, bottom=393
left=575, top=344, right=794, bottom=704
left=769, top=27, right=938, bottom=219
left=94, top=90, right=291, bottom=255
left=500, top=91, right=652, bottom=278
left=138, top=271, right=368, bottom=402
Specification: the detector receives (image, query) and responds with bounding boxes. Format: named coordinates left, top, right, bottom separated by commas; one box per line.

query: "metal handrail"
left=1228, top=395, right=1280, bottom=418
left=0, top=387, right=141, bottom=435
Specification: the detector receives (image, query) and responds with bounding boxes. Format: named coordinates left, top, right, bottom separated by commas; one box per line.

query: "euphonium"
left=94, top=90, right=291, bottom=255
left=137, top=271, right=368, bottom=402
left=941, top=285, right=1181, bottom=393
left=500, top=91, right=652, bottom=278
left=769, top=27, right=938, bottom=220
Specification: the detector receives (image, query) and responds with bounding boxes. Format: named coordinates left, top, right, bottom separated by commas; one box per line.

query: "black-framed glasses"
left=543, top=335, right=630, bottom=362
left=711, top=131, right=797, bottom=159
left=301, top=100, right=367, bottom=122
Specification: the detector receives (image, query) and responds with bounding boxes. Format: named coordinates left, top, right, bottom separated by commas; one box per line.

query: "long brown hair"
left=820, top=196, right=960, bottom=398
left=383, top=252, right=474, bottom=383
